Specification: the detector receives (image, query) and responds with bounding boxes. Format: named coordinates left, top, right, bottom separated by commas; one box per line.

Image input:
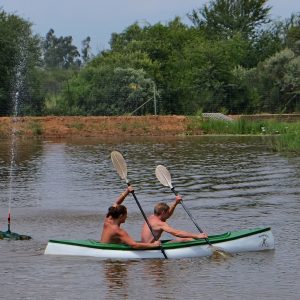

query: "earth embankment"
left=0, top=116, right=199, bottom=138
left=1, top=114, right=299, bottom=138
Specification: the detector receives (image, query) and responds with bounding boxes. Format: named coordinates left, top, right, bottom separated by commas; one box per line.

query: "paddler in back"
left=100, top=185, right=160, bottom=249
left=141, top=194, right=208, bottom=243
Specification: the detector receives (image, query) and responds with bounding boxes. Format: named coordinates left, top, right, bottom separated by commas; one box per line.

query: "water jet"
left=1, top=39, right=32, bottom=240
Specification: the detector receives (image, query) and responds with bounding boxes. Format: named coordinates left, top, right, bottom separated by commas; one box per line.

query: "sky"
left=1, top=0, right=300, bottom=53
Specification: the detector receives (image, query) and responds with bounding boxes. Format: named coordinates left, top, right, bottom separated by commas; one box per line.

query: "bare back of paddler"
left=100, top=186, right=160, bottom=249
left=141, top=196, right=208, bottom=243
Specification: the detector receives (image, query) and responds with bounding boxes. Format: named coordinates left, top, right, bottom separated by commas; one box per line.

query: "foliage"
left=1, top=4, right=300, bottom=116
left=271, top=129, right=300, bottom=153
left=81, top=36, right=92, bottom=64
left=28, top=120, right=43, bottom=135
left=0, top=9, right=41, bottom=116
left=45, top=65, right=157, bottom=115
left=245, top=48, right=300, bottom=113
left=42, top=29, right=81, bottom=69
left=198, top=118, right=293, bottom=134
left=171, top=34, right=252, bottom=114
left=188, top=0, right=271, bottom=39
left=187, top=117, right=300, bottom=153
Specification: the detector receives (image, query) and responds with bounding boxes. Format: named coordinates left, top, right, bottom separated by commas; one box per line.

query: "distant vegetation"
left=188, top=117, right=300, bottom=153
left=0, top=0, right=300, bottom=116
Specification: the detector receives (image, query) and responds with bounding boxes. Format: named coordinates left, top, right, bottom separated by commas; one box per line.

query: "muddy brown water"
left=0, top=136, right=299, bottom=300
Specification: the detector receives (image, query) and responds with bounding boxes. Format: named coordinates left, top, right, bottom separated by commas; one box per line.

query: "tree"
left=44, top=48, right=159, bottom=116
left=42, top=29, right=80, bottom=69
left=188, top=0, right=271, bottom=39
left=81, top=36, right=92, bottom=64
left=255, top=48, right=300, bottom=112
left=233, top=48, right=300, bottom=113
left=108, top=18, right=200, bottom=114
left=162, top=31, right=258, bottom=114
left=109, top=22, right=144, bottom=51
left=0, top=9, right=41, bottom=116
left=283, top=13, right=300, bottom=51
left=55, top=67, right=156, bottom=116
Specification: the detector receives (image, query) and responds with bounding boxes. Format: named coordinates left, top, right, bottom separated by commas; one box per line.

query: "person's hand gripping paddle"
left=155, top=164, right=231, bottom=259
left=111, top=151, right=168, bottom=259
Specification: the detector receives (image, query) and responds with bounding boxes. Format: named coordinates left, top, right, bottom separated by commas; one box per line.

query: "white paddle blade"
left=155, top=165, right=173, bottom=188
left=111, top=151, right=128, bottom=180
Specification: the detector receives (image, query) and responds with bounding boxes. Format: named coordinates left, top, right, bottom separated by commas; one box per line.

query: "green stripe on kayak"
left=48, top=227, right=271, bottom=251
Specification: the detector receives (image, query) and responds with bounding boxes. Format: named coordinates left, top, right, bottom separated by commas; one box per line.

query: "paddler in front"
left=100, top=185, right=160, bottom=249
left=141, top=194, right=208, bottom=243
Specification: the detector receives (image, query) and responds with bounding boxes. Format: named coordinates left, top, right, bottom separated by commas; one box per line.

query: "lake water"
left=0, top=136, right=299, bottom=300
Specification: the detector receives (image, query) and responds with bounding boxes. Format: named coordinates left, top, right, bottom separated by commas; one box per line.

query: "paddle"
left=155, top=164, right=230, bottom=258
left=111, top=151, right=168, bottom=259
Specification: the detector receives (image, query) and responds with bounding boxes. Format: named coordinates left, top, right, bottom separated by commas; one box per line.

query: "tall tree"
left=188, top=0, right=271, bottom=39
left=282, top=13, right=300, bottom=51
left=0, top=9, right=41, bottom=116
left=81, top=36, right=92, bottom=64
left=43, top=29, right=80, bottom=69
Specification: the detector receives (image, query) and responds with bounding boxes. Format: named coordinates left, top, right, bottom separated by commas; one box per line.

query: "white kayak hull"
left=44, top=227, right=275, bottom=259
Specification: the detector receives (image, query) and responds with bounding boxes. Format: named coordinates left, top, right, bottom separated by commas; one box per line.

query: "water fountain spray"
left=0, top=39, right=31, bottom=240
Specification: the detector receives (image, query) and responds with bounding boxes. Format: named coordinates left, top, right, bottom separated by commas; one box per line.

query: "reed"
left=188, top=117, right=300, bottom=153
left=271, top=123, right=300, bottom=153
left=200, top=119, right=290, bottom=135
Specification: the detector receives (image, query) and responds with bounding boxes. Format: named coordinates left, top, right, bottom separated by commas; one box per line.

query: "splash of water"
left=1, top=39, right=31, bottom=239
left=7, top=91, right=20, bottom=233
left=8, top=55, right=25, bottom=232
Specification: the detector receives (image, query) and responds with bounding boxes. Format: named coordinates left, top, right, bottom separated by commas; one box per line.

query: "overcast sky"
left=1, top=0, right=299, bottom=53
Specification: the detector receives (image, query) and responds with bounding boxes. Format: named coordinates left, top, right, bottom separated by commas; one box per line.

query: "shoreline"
left=0, top=116, right=199, bottom=138
left=0, top=114, right=299, bottom=138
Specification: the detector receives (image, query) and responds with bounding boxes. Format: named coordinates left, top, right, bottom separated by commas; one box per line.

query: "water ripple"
left=0, top=136, right=299, bottom=299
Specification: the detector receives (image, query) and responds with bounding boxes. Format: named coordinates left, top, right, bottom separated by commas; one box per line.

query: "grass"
left=28, top=120, right=43, bottom=136
left=200, top=119, right=289, bottom=135
left=120, top=123, right=128, bottom=132
left=0, top=124, right=5, bottom=138
left=131, top=120, right=150, bottom=132
left=186, top=116, right=202, bottom=133
left=120, top=120, right=150, bottom=132
left=67, top=122, right=85, bottom=130
left=271, top=124, right=300, bottom=153
left=187, top=117, right=300, bottom=153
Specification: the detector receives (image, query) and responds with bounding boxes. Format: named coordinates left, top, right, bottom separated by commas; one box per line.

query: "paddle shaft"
left=171, top=187, right=212, bottom=245
left=127, top=182, right=168, bottom=259
left=111, top=151, right=167, bottom=258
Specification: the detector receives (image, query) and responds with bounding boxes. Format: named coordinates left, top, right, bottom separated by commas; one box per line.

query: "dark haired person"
left=141, top=195, right=208, bottom=243
left=100, top=186, right=160, bottom=249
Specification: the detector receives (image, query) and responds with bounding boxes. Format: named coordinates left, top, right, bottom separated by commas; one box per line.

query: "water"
left=0, top=136, right=299, bottom=299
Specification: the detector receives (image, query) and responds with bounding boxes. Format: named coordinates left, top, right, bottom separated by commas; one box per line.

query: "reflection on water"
left=103, top=259, right=174, bottom=300
left=0, top=136, right=300, bottom=299
left=0, top=139, right=44, bottom=208
left=104, top=261, right=130, bottom=299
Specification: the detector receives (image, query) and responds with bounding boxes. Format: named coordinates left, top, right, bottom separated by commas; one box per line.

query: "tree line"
left=0, top=0, right=299, bottom=116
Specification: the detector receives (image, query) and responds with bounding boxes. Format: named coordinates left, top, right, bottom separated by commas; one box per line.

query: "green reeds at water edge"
left=188, top=117, right=300, bottom=153
left=271, top=131, right=300, bottom=153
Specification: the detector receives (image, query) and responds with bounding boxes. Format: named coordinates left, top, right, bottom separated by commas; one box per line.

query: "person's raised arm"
left=114, top=186, right=134, bottom=206
left=167, top=195, right=182, bottom=219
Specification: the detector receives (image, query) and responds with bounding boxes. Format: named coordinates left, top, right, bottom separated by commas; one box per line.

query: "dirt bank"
left=1, top=114, right=299, bottom=138
left=0, top=116, right=201, bottom=138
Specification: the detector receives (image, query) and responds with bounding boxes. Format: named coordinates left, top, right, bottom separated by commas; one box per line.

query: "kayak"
left=44, top=227, right=274, bottom=259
